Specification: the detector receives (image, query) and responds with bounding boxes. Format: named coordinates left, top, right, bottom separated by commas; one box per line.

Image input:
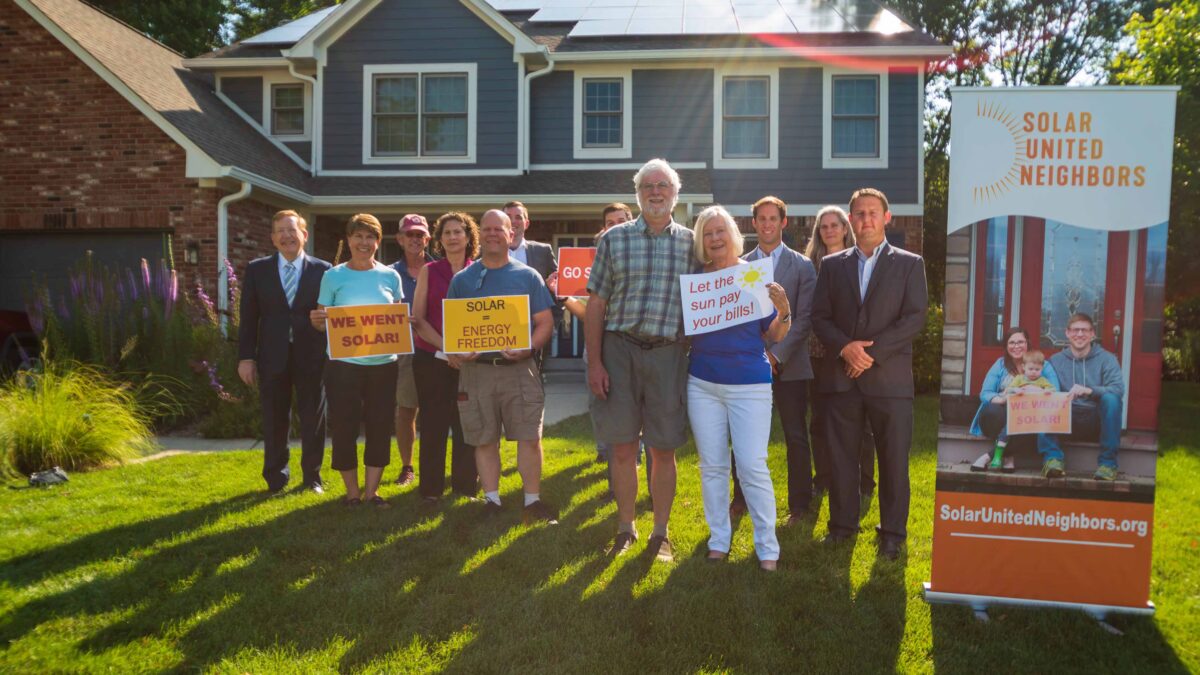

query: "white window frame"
left=572, top=66, right=632, bottom=160
left=261, top=72, right=311, bottom=141
left=712, top=66, right=779, bottom=169
left=822, top=66, right=889, bottom=169
left=361, top=63, right=478, bottom=165
left=269, top=83, right=306, bottom=137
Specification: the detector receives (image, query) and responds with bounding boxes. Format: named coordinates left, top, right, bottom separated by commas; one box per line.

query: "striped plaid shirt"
left=587, top=215, right=698, bottom=339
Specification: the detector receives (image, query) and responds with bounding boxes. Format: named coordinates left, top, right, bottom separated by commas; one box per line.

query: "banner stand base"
left=922, top=583, right=1154, bottom=630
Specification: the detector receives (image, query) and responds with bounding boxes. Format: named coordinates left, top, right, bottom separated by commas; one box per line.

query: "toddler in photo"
left=989, top=350, right=1057, bottom=471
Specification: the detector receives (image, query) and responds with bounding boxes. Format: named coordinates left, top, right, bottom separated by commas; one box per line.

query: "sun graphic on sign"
left=971, top=98, right=1028, bottom=205
left=738, top=266, right=766, bottom=289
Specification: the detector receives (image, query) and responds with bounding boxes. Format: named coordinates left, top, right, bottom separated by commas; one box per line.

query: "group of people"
left=968, top=316, right=1125, bottom=480
left=237, top=157, right=929, bottom=567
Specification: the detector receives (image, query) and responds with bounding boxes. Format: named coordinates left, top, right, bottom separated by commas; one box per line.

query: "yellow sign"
left=325, top=303, right=413, bottom=360
left=442, top=295, right=531, bottom=354
left=1006, top=391, right=1072, bottom=436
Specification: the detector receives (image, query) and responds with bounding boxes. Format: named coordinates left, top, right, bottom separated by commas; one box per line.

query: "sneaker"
left=393, top=465, right=415, bottom=487
left=970, top=452, right=991, bottom=472
left=1002, top=456, right=1016, bottom=473
left=1094, top=465, right=1118, bottom=481
left=988, top=449, right=1004, bottom=471
left=1042, top=458, right=1065, bottom=478
left=609, top=531, right=636, bottom=556
left=522, top=500, right=559, bottom=526
left=647, top=534, right=674, bottom=562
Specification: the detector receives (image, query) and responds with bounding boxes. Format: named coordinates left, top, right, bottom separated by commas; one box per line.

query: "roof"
left=24, top=0, right=311, bottom=191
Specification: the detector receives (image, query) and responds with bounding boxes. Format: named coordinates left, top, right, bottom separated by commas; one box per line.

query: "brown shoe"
left=393, top=465, right=415, bottom=487
left=647, top=534, right=674, bottom=562
left=522, top=500, right=559, bottom=525
left=609, top=531, right=637, bottom=556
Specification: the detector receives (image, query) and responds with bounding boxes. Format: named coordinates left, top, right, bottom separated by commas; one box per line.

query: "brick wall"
left=0, top=3, right=279, bottom=302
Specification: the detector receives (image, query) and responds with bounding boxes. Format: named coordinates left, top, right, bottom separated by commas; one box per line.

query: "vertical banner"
left=928, top=87, right=1177, bottom=613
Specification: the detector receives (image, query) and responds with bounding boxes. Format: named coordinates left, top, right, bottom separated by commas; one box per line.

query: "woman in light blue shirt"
left=310, top=214, right=403, bottom=507
left=969, top=326, right=1060, bottom=471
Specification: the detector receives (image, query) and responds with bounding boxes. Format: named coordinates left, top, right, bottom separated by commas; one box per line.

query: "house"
left=1, top=0, right=948, bottom=356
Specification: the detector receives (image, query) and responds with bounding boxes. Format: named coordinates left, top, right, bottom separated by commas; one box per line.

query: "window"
left=1141, top=223, right=1168, bottom=352
left=832, top=75, right=879, bottom=157
left=821, top=68, right=889, bottom=169
left=722, top=77, right=769, bottom=158
left=372, top=73, right=467, bottom=157
left=981, top=217, right=1008, bottom=347
left=583, top=79, right=622, bottom=148
left=270, top=84, right=305, bottom=136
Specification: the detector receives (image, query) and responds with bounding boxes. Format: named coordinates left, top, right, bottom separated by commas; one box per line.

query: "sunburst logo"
left=738, top=266, right=766, bottom=289
left=971, top=99, right=1028, bottom=204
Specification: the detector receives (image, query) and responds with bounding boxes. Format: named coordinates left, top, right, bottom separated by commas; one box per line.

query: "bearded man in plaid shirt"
left=585, top=158, right=699, bottom=562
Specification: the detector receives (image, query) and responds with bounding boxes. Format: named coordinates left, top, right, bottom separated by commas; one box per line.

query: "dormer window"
left=271, top=84, right=305, bottom=136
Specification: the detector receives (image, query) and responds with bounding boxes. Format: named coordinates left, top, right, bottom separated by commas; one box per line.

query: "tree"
left=1111, top=0, right=1200, bottom=302
left=227, top=1, right=341, bottom=43
left=90, top=0, right=226, bottom=57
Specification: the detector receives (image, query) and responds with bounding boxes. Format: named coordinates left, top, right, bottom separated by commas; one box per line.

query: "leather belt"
left=608, top=331, right=678, bottom=350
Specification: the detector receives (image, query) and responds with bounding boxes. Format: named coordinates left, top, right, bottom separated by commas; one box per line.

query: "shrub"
left=913, top=303, right=944, bottom=394
left=1163, top=299, right=1200, bottom=382
left=0, top=361, right=176, bottom=476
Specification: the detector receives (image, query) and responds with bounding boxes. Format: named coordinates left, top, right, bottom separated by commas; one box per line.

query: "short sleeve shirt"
left=688, top=311, right=777, bottom=385
left=447, top=259, right=554, bottom=315
left=317, top=262, right=404, bottom=366
left=389, top=253, right=433, bottom=311
left=586, top=216, right=698, bottom=339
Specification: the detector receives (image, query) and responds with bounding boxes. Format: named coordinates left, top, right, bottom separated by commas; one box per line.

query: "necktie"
left=283, top=262, right=298, bottom=307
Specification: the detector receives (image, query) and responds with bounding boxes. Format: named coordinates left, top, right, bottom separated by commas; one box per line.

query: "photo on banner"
left=928, top=86, right=1177, bottom=614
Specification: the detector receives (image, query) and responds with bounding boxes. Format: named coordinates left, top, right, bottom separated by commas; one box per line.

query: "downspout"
left=218, top=180, right=252, bottom=334
left=288, top=61, right=320, bottom=176
left=522, top=48, right=555, bottom=173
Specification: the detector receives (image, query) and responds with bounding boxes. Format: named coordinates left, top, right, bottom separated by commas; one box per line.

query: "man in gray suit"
left=504, top=201, right=562, bottom=369
left=731, top=196, right=817, bottom=524
left=812, top=188, right=927, bottom=560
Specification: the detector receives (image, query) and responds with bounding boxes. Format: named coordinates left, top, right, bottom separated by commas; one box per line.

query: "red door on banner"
left=968, top=217, right=1159, bottom=431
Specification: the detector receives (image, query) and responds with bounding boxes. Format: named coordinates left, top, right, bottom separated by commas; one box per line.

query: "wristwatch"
left=780, top=313, right=792, bottom=323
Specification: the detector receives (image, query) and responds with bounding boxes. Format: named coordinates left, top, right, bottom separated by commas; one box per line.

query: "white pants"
left=687, top=375, right=779, bottom=561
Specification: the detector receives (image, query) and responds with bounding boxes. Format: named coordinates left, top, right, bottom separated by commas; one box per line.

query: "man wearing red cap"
left=388, top=214, right=434, bottom=486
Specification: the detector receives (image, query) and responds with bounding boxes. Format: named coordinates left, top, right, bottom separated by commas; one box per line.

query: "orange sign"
left=1006, top=391, right=1072, bottom=435
left=325, top=303, right=413, bottom=360
left=931, top=491, right=1153, bottom=608
left=555, top=247, right=596, bottom=297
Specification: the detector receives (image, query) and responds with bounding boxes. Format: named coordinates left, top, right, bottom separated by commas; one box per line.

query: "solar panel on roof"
left=241, top=5, right=338, bottom=45
left=568, top=18, right=634, bottom=35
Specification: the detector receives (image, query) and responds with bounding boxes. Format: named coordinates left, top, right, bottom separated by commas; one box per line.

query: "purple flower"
left=164, top=270, right=178, bottom=318
left=126, top=269, right=140, bottom=301
left=26, top=297, right=44, bottom=335
left=140, top=258, right=151, bottom=293
left=116, top=278, right=128, bottom=306
left=224, top=259, right=238, bottom=304
left=195, top=283, right=214, bottom=315
left=69, top=273, right=82, bottom=301
left=56, top=296, right=70, bottom=321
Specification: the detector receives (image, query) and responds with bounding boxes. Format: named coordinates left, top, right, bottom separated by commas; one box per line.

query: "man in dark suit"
left=811, top=188, right=927, bottom=559
left=237, top=210, right=332, bottom=494
left=504, top=200, right=561, bottom=369
left=731, top=196, right=817, bottom=524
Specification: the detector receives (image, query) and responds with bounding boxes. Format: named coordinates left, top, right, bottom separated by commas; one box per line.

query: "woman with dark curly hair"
left=410, top=212, right=481, bottom=504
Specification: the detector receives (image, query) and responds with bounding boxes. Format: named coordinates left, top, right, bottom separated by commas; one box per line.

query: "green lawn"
left=1, top=385, right=1197, bottom=673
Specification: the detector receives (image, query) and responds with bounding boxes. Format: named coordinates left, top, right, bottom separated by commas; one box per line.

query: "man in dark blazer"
left=811, top=188, right=927, bottom=560
left=237, top=210, right=332, bottom=494
left=731, top=196, right=817, bottom=523
left=504, top=200, right=561, bottom=368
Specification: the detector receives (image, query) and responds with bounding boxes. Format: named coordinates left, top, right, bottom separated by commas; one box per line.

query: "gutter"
left=521, top=48, right=555, bottom=173
left=287, top=62, right=321, bottom=176
left=217, top=180, right=252, bottom=333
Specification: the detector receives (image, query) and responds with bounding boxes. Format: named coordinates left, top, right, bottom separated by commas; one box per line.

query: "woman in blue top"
left=969, top=326, right=1060, bottom=471
left=687, top=206, right=792, bottom=571
left=310, top=214, right=404, bottom=508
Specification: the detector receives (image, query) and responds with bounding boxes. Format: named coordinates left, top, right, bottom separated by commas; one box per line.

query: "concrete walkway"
left=147, top=369, right=590, bottom=459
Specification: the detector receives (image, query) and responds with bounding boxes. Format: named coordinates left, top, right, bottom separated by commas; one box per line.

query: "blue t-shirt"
left=318, top=261, right=404, bottom=366
left=447, top=261, right=554, bottom=353
left=389, top=254, right=432, bottom=311
left=688, top=310, right=777, bottom=385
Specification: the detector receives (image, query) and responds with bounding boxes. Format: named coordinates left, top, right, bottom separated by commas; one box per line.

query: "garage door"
left=0, top=231, right=172, bottom=312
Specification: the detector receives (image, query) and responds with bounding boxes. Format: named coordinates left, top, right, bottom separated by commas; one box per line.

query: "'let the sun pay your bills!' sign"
left=681, top=258, right=774, bottom=336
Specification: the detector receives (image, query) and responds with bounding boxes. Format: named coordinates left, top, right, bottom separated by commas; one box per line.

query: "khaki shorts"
left=457, top=358, right=544, bottom=446
left=395, top=354, right=419, bottom=409
left=589, top=333, right=689, bottom=449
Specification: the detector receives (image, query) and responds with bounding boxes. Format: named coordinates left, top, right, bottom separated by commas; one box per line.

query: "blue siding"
left=322, top=0, right=518, bottom=170
left=632, top=69, right=712, bottom=162
left=711, top=67, right=920, bottom=208
left=221, top=76, right=262, bottom=124
left=284, top=141, right=312, bottom=162
left=529, top=71, right=572, bottom=163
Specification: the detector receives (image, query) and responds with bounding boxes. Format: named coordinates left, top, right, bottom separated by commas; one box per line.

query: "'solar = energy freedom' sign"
left=680, top=258, right=774, bottom=336
left=442, top=295, right=531, bottom=354
left=325, top=303, right=413, bottom=360
left=1006, top=391, right=1072, bottom=435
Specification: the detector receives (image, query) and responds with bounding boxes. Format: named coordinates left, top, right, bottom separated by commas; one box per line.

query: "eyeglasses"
left=638, top=180, right=673, bottom=192
left=1067, top=327, right=1093, bottom=334
left=475, top=267, right=489, bottom=291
